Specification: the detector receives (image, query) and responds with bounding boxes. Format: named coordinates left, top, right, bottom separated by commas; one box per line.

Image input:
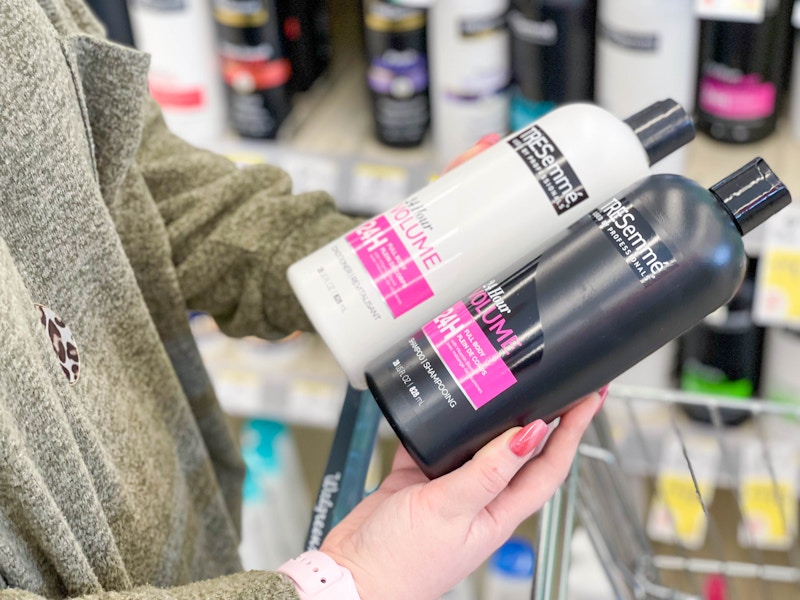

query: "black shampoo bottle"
left=366, top=158, right=790, bottom=478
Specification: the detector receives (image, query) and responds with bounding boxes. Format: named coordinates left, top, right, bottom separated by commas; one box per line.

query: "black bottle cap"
left=623, top=99, right=696, bottom=166
left=710, top=158, right=792, bottom=236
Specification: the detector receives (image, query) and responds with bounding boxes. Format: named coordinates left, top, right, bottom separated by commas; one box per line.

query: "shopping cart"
left=535, top=384, right=800, bottom=600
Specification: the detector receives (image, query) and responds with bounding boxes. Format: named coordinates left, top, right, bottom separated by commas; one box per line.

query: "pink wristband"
left=277, top=550, right=361, bottom=599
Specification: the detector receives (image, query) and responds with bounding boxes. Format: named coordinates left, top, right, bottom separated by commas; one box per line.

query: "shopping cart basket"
left=535, top=384, right=800, bottom=600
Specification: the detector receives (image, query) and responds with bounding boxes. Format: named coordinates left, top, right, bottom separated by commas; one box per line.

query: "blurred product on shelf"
left=239, top=419, right=311, bottom=571
left=364, top=1, right=430, bottom=147
left=595, top=0, right=698, bottom=175
left=696, top=0, right=794, bottom=144
left=791, top=1, right=800, bottom=140
left=275, top=0, right=330, bottom=93
left=188, top=312, right=347, bottom=428
left=678, top=257, right=764, bottom=426
left=427, top=0, right=511, bottom=168
left=214, top=0, right=293, bottom=139
left=439, top=575, right=477, bottom=600
left=88, top=0, right=136, bottom=46
left=704, top=574, right=729, bottom=600
left=566, top=529, right=616, bottom=600
left=761, top=326, right=800, bottom=409
left=127, top=0, right=227, bottom=146
left=613, top=341, right=678, bottom=390
left=508, top=0, right=596, bottom=130
left=482, top=536, right=536, bottom=600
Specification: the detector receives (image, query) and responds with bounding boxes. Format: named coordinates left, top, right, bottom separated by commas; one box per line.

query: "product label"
left=422, top=300, right=516, bottom=409
left=508, top=10, right=558, bottom=46
left=411, top=273, right=543, bottom=410
left=508, top=125, right=588, bottom=215
left=753, top=204, right=800, bottom=328
left=460, top=13, right=507, bottom=39
left=738, top=441, right=798, bottom=550
left=345, top=200, right=438, bottom=318
left=214, top=0, right=268, bottom=24
left=698, top=70, right=776, bottom=121
left=681, top=359, right=755, bottom=398
left=149, top=78, right=205, bottom=108
left=131, top=0, right=185, bottom=10
left=599, top=23, right=658, bottom=52
left=695, top=0, right=767, bottom=23
left=647, top=434, right=720, bottom=550
left=592, top=197, right=677, bottom=287
left=349, top=163, right=411, bottom=215
left=367, top=44, right=430, bottom=144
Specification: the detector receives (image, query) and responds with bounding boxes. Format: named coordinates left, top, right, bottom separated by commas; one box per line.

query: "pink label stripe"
left=698, top=75, right=776, bottom=121
left=423, top=301, right=517, bottom=409
left=346, top=216, right=434, bottom=318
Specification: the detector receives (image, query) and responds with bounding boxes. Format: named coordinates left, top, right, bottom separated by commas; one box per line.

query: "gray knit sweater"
left=0, top=0, right=359, bottom=597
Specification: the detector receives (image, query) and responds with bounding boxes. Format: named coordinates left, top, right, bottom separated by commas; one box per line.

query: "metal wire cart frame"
left=535, top=384, right=800, bottom=600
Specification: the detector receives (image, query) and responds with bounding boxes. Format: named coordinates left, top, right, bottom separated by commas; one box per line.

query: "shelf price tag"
left=738, top=441, right=798, bottom=550
left=647, top=434, right=720, bottom=550
left=348, top=162, right=410, bottom=215
left=281, top=155, right=341, bottom=197
left=754, top=203, right=800, bottom=329
left=695, top=0, right=766, bottom=22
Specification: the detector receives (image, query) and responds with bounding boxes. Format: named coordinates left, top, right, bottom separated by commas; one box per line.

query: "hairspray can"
left=364, top=1, right=430, bottom=147
left=214, top=0, right=293, bottom=139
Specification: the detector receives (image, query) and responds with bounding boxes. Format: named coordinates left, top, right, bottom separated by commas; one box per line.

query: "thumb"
left=426, top=420, right=549, bottom=518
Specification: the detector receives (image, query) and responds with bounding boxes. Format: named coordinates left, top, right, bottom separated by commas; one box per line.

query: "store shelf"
left=191, top=314, right=348, bottom=429
left=210, top=52, right=800, bottom=220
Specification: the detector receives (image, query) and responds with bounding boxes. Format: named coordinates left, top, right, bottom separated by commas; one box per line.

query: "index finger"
left=483, top=391, right=604, bottom=525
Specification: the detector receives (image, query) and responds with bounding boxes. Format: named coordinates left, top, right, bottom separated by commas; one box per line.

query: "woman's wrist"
left=277, top=550, right=362, bottom=599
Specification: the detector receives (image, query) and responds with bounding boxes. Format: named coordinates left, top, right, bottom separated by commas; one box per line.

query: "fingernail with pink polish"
left=596, top=385, right=610, bottom=413
left=509, top=420, right=548, bottom=457
left=477, top=133, right=502, bottom=147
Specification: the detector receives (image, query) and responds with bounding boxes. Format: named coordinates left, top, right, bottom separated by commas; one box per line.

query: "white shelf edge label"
left=695, top=0, right=767, bottom=23
left=753, top=203, right=800, bottom=330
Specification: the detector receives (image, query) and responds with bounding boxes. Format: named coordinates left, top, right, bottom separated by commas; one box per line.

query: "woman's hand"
left=321, top=389, right=606, bottom=600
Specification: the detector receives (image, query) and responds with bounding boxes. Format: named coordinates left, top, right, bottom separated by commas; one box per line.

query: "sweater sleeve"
left=0, top=571, right=299, bottom=599
left=134, top=98, right=361, bottom=340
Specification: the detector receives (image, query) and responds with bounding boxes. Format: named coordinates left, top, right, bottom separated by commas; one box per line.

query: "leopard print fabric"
left=36, top=304, right=80, bottom=384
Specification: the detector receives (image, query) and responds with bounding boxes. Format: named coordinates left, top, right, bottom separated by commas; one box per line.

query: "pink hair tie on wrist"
left=277, top=551, right=362, bottom=599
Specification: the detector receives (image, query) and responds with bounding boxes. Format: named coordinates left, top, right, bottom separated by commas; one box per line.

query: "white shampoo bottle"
left=288, top=99, right=695, bottom=389
left=128, top=0, right=227, bottom=147
left=595, top=0, right=698, bottom=175
left=427, top=0, right=512, bottom=168
left=791, top=0, right=800, bottom=140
